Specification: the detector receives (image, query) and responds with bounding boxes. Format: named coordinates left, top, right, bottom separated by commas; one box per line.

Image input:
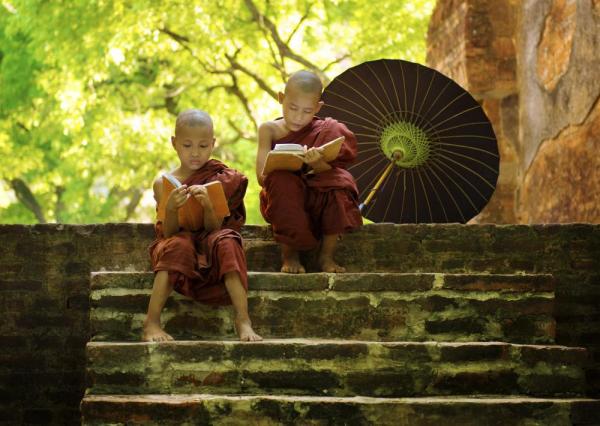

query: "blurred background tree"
left=0, top=0, right=434, bottom=224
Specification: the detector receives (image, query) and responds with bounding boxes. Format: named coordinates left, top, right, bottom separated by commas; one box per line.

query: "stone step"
left=80, top=394, right=600, bottom=426
left=90, top=272, right=556, bottom=344
left=86, top=340, right=586, bottom=398
left=99, top=224, right=594, bottom=273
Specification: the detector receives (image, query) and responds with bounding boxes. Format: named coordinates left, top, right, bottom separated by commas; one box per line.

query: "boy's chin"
left=188, top=161, right=207, bottom=169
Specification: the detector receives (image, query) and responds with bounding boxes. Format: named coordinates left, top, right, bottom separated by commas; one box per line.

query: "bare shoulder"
left=152, top=176, right=163, bottom=203
left=257, top=121, right=277, bottom=148
left=260, top=119, right=289, bottom=140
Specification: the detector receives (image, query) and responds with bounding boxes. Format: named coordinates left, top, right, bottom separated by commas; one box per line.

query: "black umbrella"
left=320, top=59, right=499, bottom=223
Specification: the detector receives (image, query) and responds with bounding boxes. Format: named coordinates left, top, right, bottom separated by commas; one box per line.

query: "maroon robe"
left=260, top=117, right=363, bottom=250
left=150, top=160, right=248, bottom=306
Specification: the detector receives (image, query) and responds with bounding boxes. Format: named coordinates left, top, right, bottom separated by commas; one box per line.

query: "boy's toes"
left=281, top=260, right=306, bottom=274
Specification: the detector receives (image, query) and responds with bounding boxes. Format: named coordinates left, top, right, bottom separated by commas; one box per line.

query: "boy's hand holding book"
left=303, top=146, right=332, bottom=173
left=189, top=185, right=214, bottom=211
left=261, top=136, right=344, bottom=176
left=166, top=184, right=189, bottom=212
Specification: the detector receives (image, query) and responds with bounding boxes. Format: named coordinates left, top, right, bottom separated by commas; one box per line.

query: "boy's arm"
left=256, top=122, right=274, bottom=186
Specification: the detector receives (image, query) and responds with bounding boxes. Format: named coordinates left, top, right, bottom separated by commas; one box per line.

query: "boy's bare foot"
left=281, top=244, right=306, bottom=274
left=319, top=255, right=346, bottom=273
left=235, top=317, right=263, bottom=342
left=142, top=320, right=174, bottom=342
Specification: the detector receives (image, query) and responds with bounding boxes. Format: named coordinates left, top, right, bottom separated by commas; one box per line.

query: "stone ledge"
left=81, top=394, right=600, bottom=426
left=86, top=340, right=587, bottom=398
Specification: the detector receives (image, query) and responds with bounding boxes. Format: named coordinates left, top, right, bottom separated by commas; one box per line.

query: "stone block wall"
left=426, top=0, right=600, bottom=223
left=0, top=225, right=153, bottom=425
left=1, top=224, right=599, bottom=423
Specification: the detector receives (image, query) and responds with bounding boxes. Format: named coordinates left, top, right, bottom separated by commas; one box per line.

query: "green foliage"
left=0, top=0, right=434, bottom=224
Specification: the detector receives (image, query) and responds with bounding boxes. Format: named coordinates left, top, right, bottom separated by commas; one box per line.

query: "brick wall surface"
left=0, top=224, right=599, bottom=424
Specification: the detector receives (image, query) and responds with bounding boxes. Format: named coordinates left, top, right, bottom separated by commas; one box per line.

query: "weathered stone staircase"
left=80, top=225, right=600, bottom=425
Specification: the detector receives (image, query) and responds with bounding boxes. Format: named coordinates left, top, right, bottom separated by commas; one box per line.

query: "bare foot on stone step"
left=142, top=320, right=174, bottom=342
left=281, top=244, right=306, bottom=274
left=235, top=318, right=262, bottom=342
left=319, top=255, right=346, bottom=273
left=318, top=234, right=345, bottom=273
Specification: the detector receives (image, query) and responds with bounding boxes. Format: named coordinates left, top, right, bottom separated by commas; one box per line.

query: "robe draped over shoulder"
left=150, top=160, right=248, bottom=305
left=260, top=117, right=362, bottom=250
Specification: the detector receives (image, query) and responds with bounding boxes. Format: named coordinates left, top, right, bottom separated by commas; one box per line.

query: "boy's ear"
left=277, top=91, right=285, bottom=104
left=171, top=136, right=176, bottom=148
left=314, top=100, right=324, bottom=114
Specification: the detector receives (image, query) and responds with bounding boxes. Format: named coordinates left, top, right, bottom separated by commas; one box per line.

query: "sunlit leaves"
left=0, top=0, right=433, bottom=224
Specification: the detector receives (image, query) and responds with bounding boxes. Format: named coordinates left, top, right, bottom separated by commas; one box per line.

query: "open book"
left=261, top=136, right=345, bottom=175
left=158, top=174, right=230, bottom=232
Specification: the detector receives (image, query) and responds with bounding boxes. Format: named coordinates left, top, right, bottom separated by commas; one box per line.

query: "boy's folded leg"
left=260, top=170, right=319, bottom=251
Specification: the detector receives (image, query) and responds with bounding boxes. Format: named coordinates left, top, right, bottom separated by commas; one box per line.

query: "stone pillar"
left=517, top=0, right=600, bottom=222
left=427, top=0, right=521, bottom=223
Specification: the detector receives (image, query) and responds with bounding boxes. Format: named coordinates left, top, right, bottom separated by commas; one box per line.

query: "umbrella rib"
left=369, top=170, right=404, bottom=222
left=350, top=155, right=389, bottom=189
left=325, top=89, right=385, bottom=124
left=334, top=76, right=389, bottom=119
left=381, top=167, right=401, bottom=221
left=431, top=157, right=490, bottom=201
left=349, top=68, right=390, bottom=113
left=355, top=133, right=379, bottom=139
left=410, top=170, right=419, bottom=223
left=359, top=146, right=384, bottom=155
left=412, top=64, right=420, bottom=121
left=350, top=151, right=388, bottom=172
left=427, top=91, right=469, bottom=124
left=399, top=171, right=407, bottom=222
left=415, top=69, right=436, bottom=125
left=429, top=160, right=480, bottom=211
left=429, top=105, right=486, bottom=133
left=323, top=104, right=383, bottom=130
left=422, top=168, right=449, bottom=222
left=367, top=62, right=396, bottom=115
left=358, top=160, right=393, bottom=201
left=433, top=153, right=497, bottom=192
left=398, top=60, right=408, bottom=117
left=426, top=163, right=468, bottom=222
left=436, top=134, right=497, bottom=142
left=436, top=148, right=499, bottom=175
left=416, top=169, right=434, bottom=222
left=432, top=120, right=491, bottom=134
left=420, top=80, right=452, bottom=123
left=437, top=143, right=499, bottom=158
left=383, top=59, right=403, bottom=116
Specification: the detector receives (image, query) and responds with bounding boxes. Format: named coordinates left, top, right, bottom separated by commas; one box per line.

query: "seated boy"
left=143, top=109, right=262, bottom=342
left=256, top=70, right=362, bottom=274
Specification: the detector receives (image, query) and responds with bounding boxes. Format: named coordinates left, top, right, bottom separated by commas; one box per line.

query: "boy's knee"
left=163, top=234, right=196, bottom=256
left=265, top=170, right=303, bottom=191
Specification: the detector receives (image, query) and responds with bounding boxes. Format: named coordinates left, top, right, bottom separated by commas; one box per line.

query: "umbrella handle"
left=360, top=160, right=396, bottom=211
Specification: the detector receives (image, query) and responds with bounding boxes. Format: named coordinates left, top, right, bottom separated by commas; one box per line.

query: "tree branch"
left=285, top=6, right=311, bottom=45
left=55, top=185, right=65, bottom=223
left=225, top=53, right=278, bottom=100
left=10, top=178, right=46, bottom=223
left=244, top=0, right=329, bottom=84
left=123, top=188, right=143, bottom=222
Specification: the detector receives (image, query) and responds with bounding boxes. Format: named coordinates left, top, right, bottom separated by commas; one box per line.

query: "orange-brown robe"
left=150, top=160, right=248, bottom=306
left=260, top=117, right=363, bottom=250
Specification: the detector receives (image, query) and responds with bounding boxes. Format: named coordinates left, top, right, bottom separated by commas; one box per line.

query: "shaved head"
left=175, top=109, right=213, bottom=136
left=285, top=70, right=323, bottom=97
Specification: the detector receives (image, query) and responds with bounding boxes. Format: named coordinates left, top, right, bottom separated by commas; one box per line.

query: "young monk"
left=143, top=109, right=262, bottom=342
left=256, top=70, right=362, bottom=274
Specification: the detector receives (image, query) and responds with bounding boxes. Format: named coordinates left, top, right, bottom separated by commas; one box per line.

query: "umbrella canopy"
left=320, top=59, right=499, bottom=223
